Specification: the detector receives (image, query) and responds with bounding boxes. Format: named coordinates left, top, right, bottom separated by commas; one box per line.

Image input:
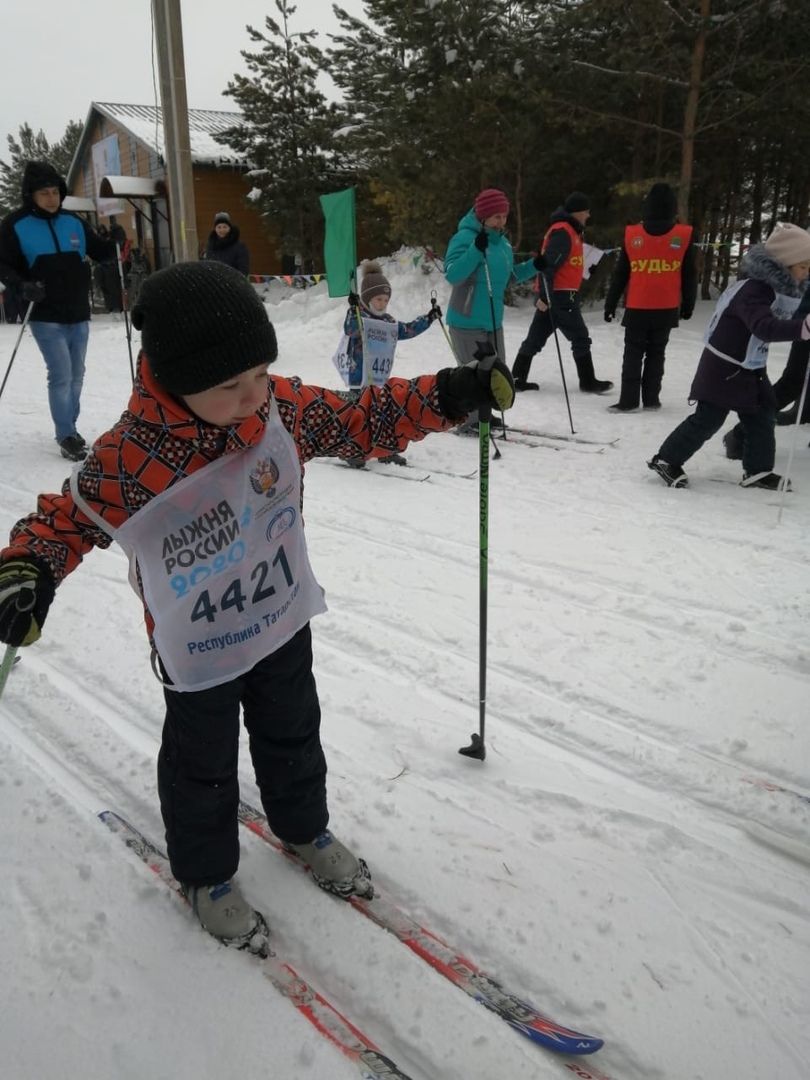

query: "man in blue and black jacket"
left=0, top=160, right=115, bottom=460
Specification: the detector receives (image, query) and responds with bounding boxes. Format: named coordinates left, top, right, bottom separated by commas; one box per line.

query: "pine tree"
left=218, top=0, right=343, bottom=267
left=329, top=0, right=541, bottom=250
left=0, top=120, right=82, bottom=217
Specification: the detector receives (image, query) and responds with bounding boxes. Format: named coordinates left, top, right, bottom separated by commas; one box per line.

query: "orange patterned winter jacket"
left=2, top=354, right=456, bottom=637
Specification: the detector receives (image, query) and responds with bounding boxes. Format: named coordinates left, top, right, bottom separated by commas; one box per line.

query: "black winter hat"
left=131, top=261, right=278, bottom=396
left=22, top=160, right=67, bottom=204
left=214, top=211, right=232, bottom=225
left=642, top=182, right=678, bottom=221
left=564, top=191, right=590, bottom=213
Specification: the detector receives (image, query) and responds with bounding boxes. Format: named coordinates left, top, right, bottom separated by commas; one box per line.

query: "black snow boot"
left=512, top=353, right=539, bottom=392
left=740, top=472, right=791, bottom=491
left=575, top=353, right=613, bottom=394
left=647, top=455, right=688, bottom=488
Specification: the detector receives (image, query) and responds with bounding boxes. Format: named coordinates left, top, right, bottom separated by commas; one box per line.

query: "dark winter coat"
left=604, top=215, right=698, bottom=330
left=203, top=225, right=250, bottom=275
left=538, top=207, right=585, bottom=295
left=689, top=247, right=807, bottom=413
left=0, top=181, right=114, bottom=324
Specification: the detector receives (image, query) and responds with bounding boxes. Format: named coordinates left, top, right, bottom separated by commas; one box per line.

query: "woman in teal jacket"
left=444, top=189, right=542, bottom=430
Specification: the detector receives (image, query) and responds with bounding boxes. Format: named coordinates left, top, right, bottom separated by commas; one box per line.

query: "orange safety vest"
left=624, top=224, right=692, bottom=309
left=540, top=221, right=585, bottom=292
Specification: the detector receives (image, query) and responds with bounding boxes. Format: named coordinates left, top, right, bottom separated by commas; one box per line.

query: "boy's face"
left=32, top=186, right=61, bottom=213
left=788, top=260, right=810, bottom=284
left=180, top=363, right=270, bottom=427
left=368, top=294, right=390, bottom=313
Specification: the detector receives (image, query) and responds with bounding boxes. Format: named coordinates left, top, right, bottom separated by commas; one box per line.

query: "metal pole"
left=115, top=242, right=136, bottom=384
left=777, top=359, right=810, bottom=522
left=152, top=0, right=199, bottom=263
left=540, top=276, right=576, bottom=434
left=0, top=301, right=35, bottom=404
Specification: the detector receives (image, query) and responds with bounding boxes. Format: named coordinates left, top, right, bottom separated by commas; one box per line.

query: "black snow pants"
left=157, top=623, right=328, bottom=886
left=658, top=400, right=776, bottom=475
left=618, top=325, right=672, bottom=408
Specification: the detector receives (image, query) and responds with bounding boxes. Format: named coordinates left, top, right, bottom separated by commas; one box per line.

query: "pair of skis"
left=101, top=802, right=613, bottom=1080
left=317, top=459, right=477, bottom=484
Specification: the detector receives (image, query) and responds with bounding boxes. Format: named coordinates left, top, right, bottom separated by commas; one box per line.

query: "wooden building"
left=66, top=102, right=280, bottom=273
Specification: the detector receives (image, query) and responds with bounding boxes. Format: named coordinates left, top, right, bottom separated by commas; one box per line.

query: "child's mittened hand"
left=427, top=304, right=442, bottom=324
left=0, top=559, right=55, bottom=647
left=435, top=347, right=516, bottom=419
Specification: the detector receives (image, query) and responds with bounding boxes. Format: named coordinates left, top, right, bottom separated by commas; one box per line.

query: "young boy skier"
left=337, top=259, right=440, bottom=466
left=0, top=260, right=515, bottom=951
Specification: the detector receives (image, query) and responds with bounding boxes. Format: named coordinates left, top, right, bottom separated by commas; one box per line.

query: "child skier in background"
left=0, top=261, right=515, bottom=952
left=337, top=260, right=441, bottom=466
left=648, top=223, right=810, bottom=490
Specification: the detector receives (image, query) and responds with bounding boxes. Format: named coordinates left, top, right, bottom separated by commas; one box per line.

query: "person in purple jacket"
left=647, top=223, right=810, bottom=491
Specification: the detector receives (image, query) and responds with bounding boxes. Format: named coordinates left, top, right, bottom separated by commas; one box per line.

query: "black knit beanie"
left=22, top=160, right=67, bottom=205
left=131, top=261, right=278, bottom=396
left=642, top=182, right=678, bottom=221
left=564, top=191, right=590, bottom=213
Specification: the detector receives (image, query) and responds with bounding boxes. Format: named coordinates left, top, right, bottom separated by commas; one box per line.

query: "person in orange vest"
left=511, top=192, right=613, bottom=394
left=604, top=183, right=697, bottom=411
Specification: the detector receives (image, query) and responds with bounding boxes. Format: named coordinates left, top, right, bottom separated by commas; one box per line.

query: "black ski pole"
left=540, top=275, right=576, bottom=434
left=459, top=394, right=489, bottom=761
left=115, top=242, right=135, bottom=384
left=0, top=300, right=35, bottom=405
left=481, top=258, right=508, bottom=441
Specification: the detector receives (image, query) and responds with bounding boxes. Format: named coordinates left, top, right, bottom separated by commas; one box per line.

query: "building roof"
left=95, top=102, right=243, bottom=164
left=67, top=101, right=247, bottom=187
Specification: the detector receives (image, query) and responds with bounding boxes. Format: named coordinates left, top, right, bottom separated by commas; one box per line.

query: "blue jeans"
left=30, top=320, right=89, bottom=442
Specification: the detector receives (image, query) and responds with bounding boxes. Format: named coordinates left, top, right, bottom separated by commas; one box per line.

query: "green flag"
left=320, top=187, right=357, bottom=298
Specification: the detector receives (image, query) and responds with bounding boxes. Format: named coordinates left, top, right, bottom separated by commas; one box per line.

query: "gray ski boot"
left=286, top=830, right=374, bottom=900
left=186, top=879, right=270, bottom=953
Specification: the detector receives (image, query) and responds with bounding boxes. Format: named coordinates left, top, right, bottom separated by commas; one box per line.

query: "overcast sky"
left=1, top=0, right=365, bottom=164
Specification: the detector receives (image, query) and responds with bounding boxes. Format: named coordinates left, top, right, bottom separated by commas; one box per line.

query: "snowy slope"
left=0, top=253, right=808, bottom=1080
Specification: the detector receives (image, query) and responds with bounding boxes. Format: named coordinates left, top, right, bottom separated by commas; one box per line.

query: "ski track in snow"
left=1, top=262, right=809, bottom=1080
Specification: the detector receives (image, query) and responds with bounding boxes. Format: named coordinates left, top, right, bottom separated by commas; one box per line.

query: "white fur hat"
left=764, top=223, right=810, bottom=267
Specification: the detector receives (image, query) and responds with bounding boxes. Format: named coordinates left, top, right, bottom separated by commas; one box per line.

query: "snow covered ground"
left=1, top=253, right=808, bottom=1080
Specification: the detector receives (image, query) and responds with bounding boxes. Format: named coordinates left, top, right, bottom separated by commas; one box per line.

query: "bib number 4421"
left=190, top=545, right=294, bottom=625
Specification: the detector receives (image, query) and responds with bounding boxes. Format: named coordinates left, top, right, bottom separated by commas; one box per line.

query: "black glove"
left=0, top=559, right=55, bottom=647
left=436, top=342, right=516, bottom=419
left=604, top=308, right=615, bottom=323
left=427, top=303, right=442, bottom=324
left=680, top=305, right=693, bottom=320
left=474, top=230, right=488, bottom=253
left=348, top=291, right=360, bottom=308
left=533, top=254, right=547, bottom=272
left=22, top=280, right=46, bottom=303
